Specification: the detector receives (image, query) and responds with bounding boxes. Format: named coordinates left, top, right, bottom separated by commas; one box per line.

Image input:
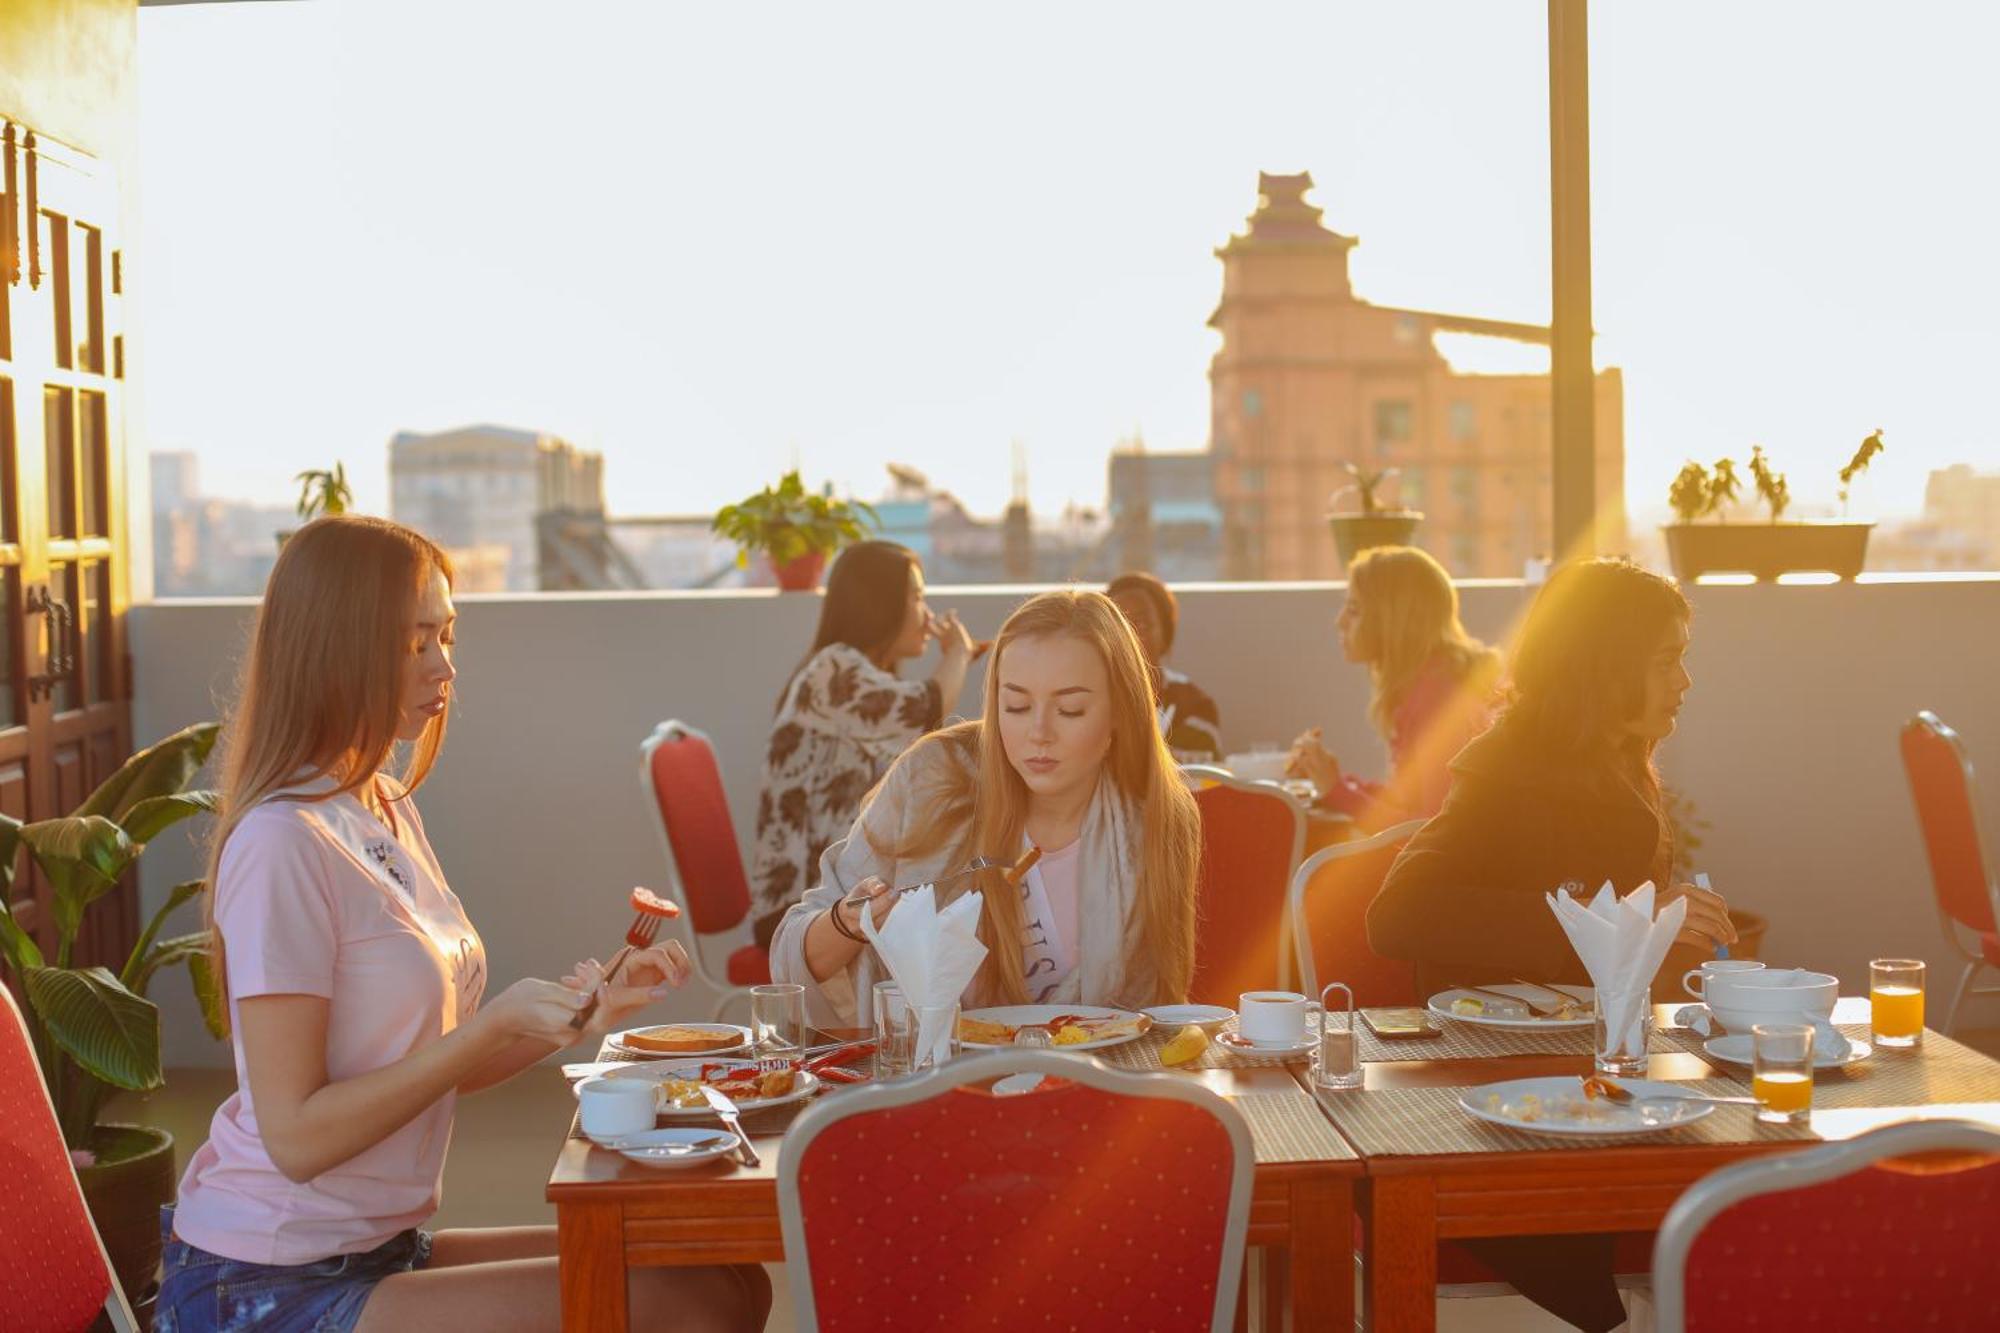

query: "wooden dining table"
left=547, top=1029, right=1362, bottom=1332
left=1311, top=996, right=2000, bottom=1331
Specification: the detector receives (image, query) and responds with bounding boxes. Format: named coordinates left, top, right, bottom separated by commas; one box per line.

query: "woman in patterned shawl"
left=750, top=541, right=973, bottom=942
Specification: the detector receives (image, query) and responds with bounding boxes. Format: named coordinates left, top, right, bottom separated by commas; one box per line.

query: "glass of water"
left=873, top=981, right=913, bottom=1079
left=750, top=983, right=805, bottom=1066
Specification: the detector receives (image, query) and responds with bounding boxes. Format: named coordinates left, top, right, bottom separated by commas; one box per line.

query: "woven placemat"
left=1225, top=1089, right=1357, bottom=1163
left=1313, top=1078, right=1821, bottom=1156
left=1659, top=1024, right=2000, bottom=1105
left=1352, top=1014, right=1676, bottom=1064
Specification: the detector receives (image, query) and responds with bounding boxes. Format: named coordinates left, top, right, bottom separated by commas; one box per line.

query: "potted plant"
left=277, top=462, right=354, bottom=548
left=1326, top=463, right=1423, bottom=565
left=0, top=722, right=225, bottom=1319
left=711, top=470, right=878, bottom=591
left=1661, top=433, right=1883, bottom=582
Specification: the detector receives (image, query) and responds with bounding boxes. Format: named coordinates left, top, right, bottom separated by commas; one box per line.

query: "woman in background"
left=1107, top=571, right=1222, bottom=763
left=751, top=541, right=973, bottom=942
left=1286, top=545, right=1499, bottom=827
left=772, top=589, right=1202, bottom=1023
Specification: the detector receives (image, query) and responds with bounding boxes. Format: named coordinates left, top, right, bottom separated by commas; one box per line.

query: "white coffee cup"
left=1705, top=969, right=1838, bottom=1034
left=578, top=1076, right=657, bottom=1144
left=1238, top=991, right=1313, bottom=1047
left=1680, top=958, right=1766, bottom=999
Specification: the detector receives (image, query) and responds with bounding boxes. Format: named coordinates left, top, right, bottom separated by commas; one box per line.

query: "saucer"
left=1218, top=1029, right=1316, bottom=1058
left=608, top=1128, right=737, bottom=1168
left=1703, top=1034, right=1871, bottom=1070
left=1142, top=1004, right=1234, bottom=1033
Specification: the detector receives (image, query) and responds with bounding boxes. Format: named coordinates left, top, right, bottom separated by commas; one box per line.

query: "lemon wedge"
left=1160, top=1024, right=1210, bottom=1067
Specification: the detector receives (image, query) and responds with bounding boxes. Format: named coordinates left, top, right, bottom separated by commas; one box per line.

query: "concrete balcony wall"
left=131, top=578, right=2000, bottom=1066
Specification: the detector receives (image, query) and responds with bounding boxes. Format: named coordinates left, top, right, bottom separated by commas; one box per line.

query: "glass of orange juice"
left=1751, top=1023, right=1813, bottom=1124
left=1870, top=959, right=1925, bottom=1048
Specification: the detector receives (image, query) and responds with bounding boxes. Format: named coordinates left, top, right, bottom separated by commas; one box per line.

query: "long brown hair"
left=204, top=517, right=456, bottom=1012
left=867, top=589, right=1202, bottom=1004
left=776, top=539, right=919, bottom=711
left=1346, top=545, right=1499, bottom=739
left=1501, top=557, right=1690, bottom=792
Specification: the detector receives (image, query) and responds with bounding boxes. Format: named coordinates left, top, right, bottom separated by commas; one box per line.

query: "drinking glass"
left=1752, top=1023, right=1813, bottom=1124
left=873, top=981, right=913, bottom=1079
left=1592, top=988, right=1650, bottom=1077
left=910, top=1001, right=959, bottom=1072
left=750, top=983, right=805, bottom=1068
left=1870, top=958, right=1926, bottom=1048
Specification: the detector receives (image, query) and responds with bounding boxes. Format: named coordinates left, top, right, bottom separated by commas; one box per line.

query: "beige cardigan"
left=769, top=734, right=1169, bottom=1028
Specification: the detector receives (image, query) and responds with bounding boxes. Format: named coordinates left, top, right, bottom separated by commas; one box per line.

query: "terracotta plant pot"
left=1663, top=521, right=1873, bottom=583
left=76, top=1123, right=176, bottom=1324
left=769, top=550, right=828, bottom=592
left=1726, top=909, right=1769, bottom=961
left=1327, top=511, right=1424, bottom=565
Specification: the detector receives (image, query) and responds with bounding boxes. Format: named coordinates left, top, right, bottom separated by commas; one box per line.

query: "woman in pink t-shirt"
left=161, top=517, right=769, bottom=1333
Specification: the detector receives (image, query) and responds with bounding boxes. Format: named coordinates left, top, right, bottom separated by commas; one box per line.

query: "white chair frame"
left=1652, top=1118, right=2000, bottom=1332
left=1904, top=711, right=2000, bottom=1033
left=1180, top=764, right=1310, bottom=990
left=776, top=1049, right=1255, bottom=1333
left=638, top=719, right=758, bottom=1021
left=1, top=986, right=140, bottom=1333
left=1287, top=817, right=1427, bottom=999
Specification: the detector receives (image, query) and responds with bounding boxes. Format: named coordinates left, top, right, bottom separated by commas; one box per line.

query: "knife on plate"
left=699, top=1084, right=759, bottom=1167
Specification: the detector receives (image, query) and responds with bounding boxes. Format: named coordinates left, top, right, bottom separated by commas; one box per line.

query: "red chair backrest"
left=0, top=984, right=120, bottom=1333
left=1300, top=840, right=1418, bottom=1007
left=1681, top=1152, right=2000, bottom=1330
left=1900, top=712, right=1997, bottom=935
left=792, top=1078, right=1240, bottom=1331
left=646, top=723, right=753, bottom=936
left=1188, top=782, right=1302, bottom=1006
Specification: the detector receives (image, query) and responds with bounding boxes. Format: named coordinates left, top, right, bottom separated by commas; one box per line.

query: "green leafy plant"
left=294, top=463, right=352, bottom=521
left=1838, top=429, right=1886, bottom=512
left=1707, top=457, right=1742, bottom=521
left=1747, top=445, right=1790, bottom=521
left=1668, top=462, right=1713, bottom=524
left=1333, top=462, right=1403, bottom=517
left=710, top=470, right=878, bottom=567
left=0, top=723, right=224, bottom=1149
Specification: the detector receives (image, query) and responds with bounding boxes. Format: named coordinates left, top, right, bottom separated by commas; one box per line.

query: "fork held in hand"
left=569, top=911, right=663, bottom=1030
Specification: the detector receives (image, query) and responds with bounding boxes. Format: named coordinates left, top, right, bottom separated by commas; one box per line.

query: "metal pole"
left=1548, top=0, right=1596, bottom=562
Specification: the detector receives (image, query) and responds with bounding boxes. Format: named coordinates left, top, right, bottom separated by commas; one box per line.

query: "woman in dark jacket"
left=1365, top=557, right=1736, bottom=1332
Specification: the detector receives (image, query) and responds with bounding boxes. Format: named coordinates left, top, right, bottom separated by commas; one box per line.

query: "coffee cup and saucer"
left=1217, top=991, right=1319, bottom=1057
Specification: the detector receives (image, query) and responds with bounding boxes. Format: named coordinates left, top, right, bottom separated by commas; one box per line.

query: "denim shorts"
left=156, top=1206, right=432, bottom=1333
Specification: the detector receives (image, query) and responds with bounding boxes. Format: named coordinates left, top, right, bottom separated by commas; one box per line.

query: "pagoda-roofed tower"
left=1206, top=172, right=1625, bottom=581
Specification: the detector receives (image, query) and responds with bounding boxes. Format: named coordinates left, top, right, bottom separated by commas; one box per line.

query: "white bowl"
left=1705, top=968, right=1837, bottom=1033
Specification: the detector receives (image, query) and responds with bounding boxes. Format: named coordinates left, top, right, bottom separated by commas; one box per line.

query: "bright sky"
left=136, top=0, right=1999, bottom=523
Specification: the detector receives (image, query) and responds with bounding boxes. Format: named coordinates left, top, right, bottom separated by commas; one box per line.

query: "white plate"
left=1428, top=985, right=1596, bottom=1030
left=608, top=1127, right=738, bottom=1168
left=605, top=1023, right=752, bottom=1060
left=1142, top=1004, right=1235, bottom=1033
left=581, top=1059, right=822, bottom=1117
left=959, top=1005, right=1153, bottom=1051
left=1216, top=1029, right=1317, bottom=1059
left=1459, top=1076, right=1715, bottom=1138
left=1703, top=1034, right=1871, bottom=1069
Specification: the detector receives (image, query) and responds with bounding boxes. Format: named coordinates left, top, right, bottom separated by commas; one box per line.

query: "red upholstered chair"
left=640, top=721, right=770, bottom=1019
left=1288, top=817, right=1426, bottom=1003
left=1899, top=711, right=2000, bottom=1032
left=0, top=983, right=139, bottom=1333
left=1653, top=1119, right=2000, bottom=1332
left=778, top=1049, right=1253, bottom=1332
left=1182, top=765, right=1307, bottom=1006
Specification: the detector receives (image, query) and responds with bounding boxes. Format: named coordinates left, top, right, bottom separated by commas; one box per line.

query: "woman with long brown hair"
left=770, top=589, right=1202, bottom=1020
left=1286, top=545, right=1500, bottom=826
left=161, top=517, right=768, bottom=1333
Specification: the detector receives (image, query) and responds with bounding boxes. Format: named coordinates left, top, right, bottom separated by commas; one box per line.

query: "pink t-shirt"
left=1032, top=839, right=1082, bottom=993
left=173, top=783, right=486, bottom=1265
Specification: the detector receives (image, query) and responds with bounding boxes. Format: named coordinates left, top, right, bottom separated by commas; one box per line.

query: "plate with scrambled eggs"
left=957, top=1005, right=1153, bottom=1051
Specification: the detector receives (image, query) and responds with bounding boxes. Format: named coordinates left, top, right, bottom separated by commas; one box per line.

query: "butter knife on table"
left=700, top=1084, right=759, bottom=1167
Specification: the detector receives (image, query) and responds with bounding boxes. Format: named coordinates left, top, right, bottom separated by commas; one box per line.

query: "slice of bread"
left=623, top=1025, right=736, bottom=1054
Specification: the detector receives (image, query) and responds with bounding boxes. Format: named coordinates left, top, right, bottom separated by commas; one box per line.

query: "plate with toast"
left=607, top=1022, right=753, bottom=1059
left=957, top=1005, right=1152, bottom=1051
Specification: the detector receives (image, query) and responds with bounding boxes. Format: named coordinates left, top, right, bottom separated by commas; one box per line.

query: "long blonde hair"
left=204, top=517, right=455, bottom=1015
left=869, top=590, right=1202, bottom=1004
left=1347, top=546, right=1500, bottom=739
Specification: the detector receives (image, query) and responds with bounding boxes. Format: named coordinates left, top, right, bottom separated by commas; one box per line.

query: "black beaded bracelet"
left=826, top=903, right=867, bottom=945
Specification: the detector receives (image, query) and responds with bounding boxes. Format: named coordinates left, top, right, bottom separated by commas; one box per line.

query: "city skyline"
left=136, top=1, right=2000, bottom=528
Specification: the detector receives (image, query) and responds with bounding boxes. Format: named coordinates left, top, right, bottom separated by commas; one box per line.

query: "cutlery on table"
left=699, top=1085, right=759, bottom=1167
left=1510, top=980, right=1596, bottom=1014
left=1449, top=981, right=1569, bottom=1018
left=1585, top=1076, right=1762, bottom=1121
left=570, top=906, right=665, bottom=1031
left=616, top=1133, right=737, bottom=1158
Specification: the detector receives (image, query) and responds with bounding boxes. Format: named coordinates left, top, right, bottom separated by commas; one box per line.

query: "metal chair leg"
left=1942, top=959, right=1985, bottom=1035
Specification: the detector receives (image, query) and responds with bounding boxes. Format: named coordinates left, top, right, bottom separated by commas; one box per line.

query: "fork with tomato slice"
left=569, top=887, right=680, bottom=1030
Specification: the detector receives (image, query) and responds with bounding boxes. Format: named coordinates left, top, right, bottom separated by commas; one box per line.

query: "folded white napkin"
left=863, top=884, right=988, bottom=1066
left=1546, top=881, right=1688, bottom=1052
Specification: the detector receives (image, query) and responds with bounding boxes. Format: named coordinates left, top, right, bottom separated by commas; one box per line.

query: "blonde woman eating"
left=1287, top=545, right=1500, bottom=828
left=771, top=589, right=1202, bottom=1023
